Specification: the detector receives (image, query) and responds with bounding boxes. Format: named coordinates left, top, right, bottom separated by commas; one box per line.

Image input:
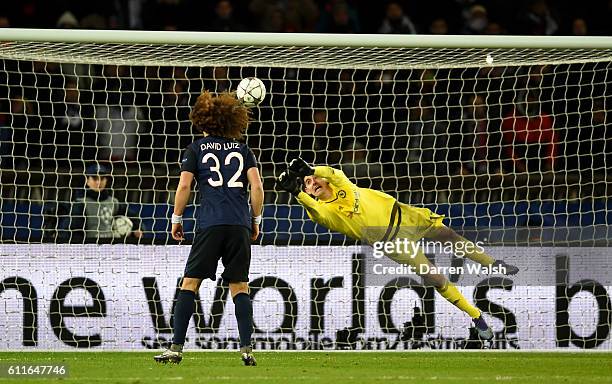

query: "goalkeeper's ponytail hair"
left=189, top=90, right=250, bottom=140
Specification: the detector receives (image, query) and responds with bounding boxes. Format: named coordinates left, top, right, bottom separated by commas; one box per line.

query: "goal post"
left=2, top=28, right=612, bottom=67
left=0, top=29, right=611, bottom=350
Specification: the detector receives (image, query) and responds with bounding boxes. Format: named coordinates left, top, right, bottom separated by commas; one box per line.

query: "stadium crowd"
left=0, top=0, right=611, bottom=36
left=0, top=0, right=611, bottom=243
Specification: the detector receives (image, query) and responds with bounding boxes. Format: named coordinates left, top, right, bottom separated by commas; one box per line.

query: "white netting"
left=1, top=41, right=612, bottom=68
left=0, top=31, right=611, bottom=350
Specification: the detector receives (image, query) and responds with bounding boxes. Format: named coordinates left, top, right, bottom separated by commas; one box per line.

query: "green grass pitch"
left=1, top=352, right=611, bottom=383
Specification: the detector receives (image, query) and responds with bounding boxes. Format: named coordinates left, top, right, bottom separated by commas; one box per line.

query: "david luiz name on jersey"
left=200, top=142, right=241, bottom=151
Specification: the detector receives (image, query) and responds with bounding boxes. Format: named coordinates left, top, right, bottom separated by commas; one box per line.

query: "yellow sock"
left=436, top=281, right=481, bottom=318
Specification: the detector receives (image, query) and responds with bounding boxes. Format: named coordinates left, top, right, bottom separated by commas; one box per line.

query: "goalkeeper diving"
left=277, top=158, right=519, bottom=340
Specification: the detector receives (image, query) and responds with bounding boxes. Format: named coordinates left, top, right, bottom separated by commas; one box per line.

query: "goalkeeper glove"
left=288, top=157, right=314, bottom=178
left=276, top=170, right=303, bottom=196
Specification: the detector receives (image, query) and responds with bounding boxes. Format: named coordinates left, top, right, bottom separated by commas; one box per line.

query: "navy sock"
left=172, top=290, right=196, bottom=346
left=233, top=293, right=253, bottom=348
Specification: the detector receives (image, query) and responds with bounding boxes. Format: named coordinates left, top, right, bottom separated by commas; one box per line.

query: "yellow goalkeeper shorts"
left=379, top=202, right=445, bottom=241
left=382, top=202, right=445, bottom=268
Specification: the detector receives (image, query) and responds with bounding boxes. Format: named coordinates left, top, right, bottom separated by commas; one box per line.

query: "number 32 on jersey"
left=202, top=152, right=244, bottom=188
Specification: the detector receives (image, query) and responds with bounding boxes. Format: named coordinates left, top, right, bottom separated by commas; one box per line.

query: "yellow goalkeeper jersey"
left=295, top=166, right=445, bottom=244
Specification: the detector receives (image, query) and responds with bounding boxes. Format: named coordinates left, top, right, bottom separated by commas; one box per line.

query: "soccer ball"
left=112, top=216, right=133, bottom=238
left=236, top=77, right=266, bottom=107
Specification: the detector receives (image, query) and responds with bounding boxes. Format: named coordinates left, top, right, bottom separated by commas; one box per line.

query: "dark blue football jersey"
left=180, top=135, right=257, bottom=232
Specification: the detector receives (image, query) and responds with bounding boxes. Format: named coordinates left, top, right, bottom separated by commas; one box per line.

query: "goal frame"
left=1, top=28, right=612, bottom=49
left=1, top=28, right=611, bottom=71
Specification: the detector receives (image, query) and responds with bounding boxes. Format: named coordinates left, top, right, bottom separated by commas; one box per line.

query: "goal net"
left=0, top=30, right=611, bottom=350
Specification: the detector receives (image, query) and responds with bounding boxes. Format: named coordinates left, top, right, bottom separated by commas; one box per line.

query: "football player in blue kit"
left=154, top=91, right=264, bottom=366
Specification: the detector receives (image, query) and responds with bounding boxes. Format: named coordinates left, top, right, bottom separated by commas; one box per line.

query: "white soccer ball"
left=236, top=77, right=266, bottom=107
left=112, top=216, right=133, bottom=238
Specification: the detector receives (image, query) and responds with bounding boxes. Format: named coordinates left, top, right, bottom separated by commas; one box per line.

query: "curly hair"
left=189, top=91, right=250, bottom=139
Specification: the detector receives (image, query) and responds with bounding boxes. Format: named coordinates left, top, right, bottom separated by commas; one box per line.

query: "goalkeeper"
left=277, top=158, right=519, bottom=340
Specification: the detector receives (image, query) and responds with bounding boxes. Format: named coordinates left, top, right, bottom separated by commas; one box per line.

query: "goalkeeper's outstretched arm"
left=311, top=166, right=354, bottom=190
left=278, top=158, right=361, bottom=231
left=276, top=169, right=332, bottom=227
left=295, top=190, right=331, bottom=226
left=286, top=157, right=355, bottom=190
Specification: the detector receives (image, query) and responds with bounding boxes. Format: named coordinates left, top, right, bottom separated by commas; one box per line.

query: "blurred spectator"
left=249, top=0, right=318, bottom=32
left=526, top=65, right=549, bottom=89
left=484, top=21, right=505, bottom=35
left=94, top=90, right=144, bottom=162
left=462, top=4, right=488, bottom=34
left=501, top=90, right=557, bottom=173
left=45, top=164, right=143, bottom=242
left=369, top=69, right=396, bottom=95
left=338, top=69, right=356, bottom=95
left=454, top=94, right=501, bottom=175
left=0, top=104, right=10, bottom=166
left=259, top=6, right=286, bottom=32
left=80, top=13, right=109, bottom=29
left=523, top=65, right=553, bottom=111
left=578, top=99, right=610, bottom=172
left=0, top=15, right=11, bottom=28
left=57, top=2, right=124, bottom=29
left=148, top=79, right=192, bottom=163
left=210, top=0, right=246, bottom=32
left=301, top=109, right=343, bottom=165
left=409, top=69, right=437, bottom=105
left=335, top=69, right=363, bottom=125
left=518, top=0, right=558, bottom=35
left=52, top=78, right=95, bottom=167
left=56, top=11, right=79, bottom=29
left=429, top=18, right=449, bottom=35
left=340, top=140, right=383, bottom=179
left=316, top=0, right=361, bottom=33
left=378, top=1, right=417, bottom=34
left=124, top=0, right=146, bottom=29
left=406, top=102, right=440, bottom=176
left=571, top=18, right=588, bottom=36
left=7, top=96, right=41, bottom=169
left=211, top=66, right=231, bottom=92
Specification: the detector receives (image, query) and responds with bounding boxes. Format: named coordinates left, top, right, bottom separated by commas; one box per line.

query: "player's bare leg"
left=426, top=226, right=519, bottom=275
left=154, top=277, right=201, bottom=364
left=230, top=282, right=256, bottom=366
